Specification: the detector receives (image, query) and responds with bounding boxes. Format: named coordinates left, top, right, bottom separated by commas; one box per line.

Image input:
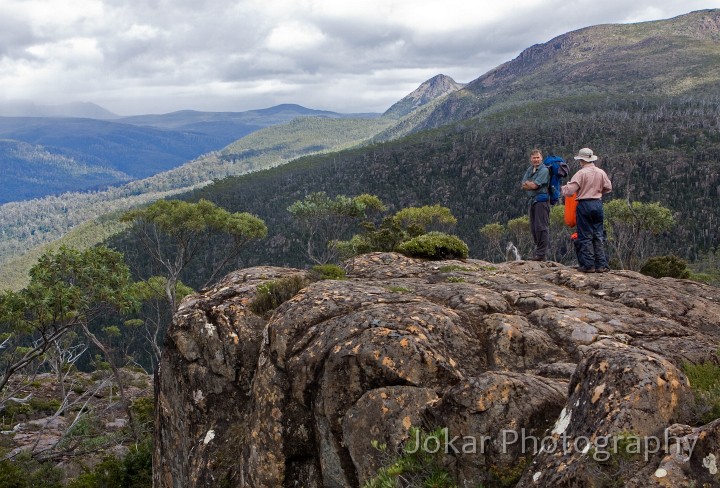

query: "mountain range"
left=0, top=104, right=378, bottom=203
left=2, top=8, right=719, bottom=290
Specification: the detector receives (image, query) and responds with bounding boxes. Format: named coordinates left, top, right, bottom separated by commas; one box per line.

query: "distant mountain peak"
left=384, top=8, right=720, bottom=136
left=0, top=101, right=118, bottom=119
left=383, top=74, right=466, bottom=118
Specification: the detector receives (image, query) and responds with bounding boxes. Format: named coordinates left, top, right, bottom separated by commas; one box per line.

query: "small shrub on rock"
left=640, top=255, right=691, bottom=279
left=396, top=232, right=469, bottom=260
left=364, top=426, right=457, bottom=488
left=682, top=357, right=720, bottom=424
left=311, top=264, right=346, bottom=280
left=249, top=275, right=312, bottom=316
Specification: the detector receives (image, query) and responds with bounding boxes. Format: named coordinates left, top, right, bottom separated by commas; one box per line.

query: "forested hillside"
left=0, top=105, right=379, bottom=203
left=113, top=95, right=719, bottom=289
left=0, top=140, right=131, bottom=202
left=378, top=9, right=720, bottom=140
left=0, top=117, right=391, bottom=289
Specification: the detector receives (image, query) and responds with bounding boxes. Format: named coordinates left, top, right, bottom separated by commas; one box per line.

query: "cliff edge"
left=154, top=253, right=720, bottom=487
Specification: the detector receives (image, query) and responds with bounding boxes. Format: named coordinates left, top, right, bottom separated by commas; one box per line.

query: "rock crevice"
left=154, top=253, right=720, bottom=487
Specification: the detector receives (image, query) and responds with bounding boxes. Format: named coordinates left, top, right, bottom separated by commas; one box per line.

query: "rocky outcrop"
left=383, top=74, right=466, bottom=119
left=154, top=253, right=720, bottom=487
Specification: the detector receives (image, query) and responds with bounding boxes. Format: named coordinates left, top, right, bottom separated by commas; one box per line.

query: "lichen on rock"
left=154, top=253, right=720, bottom=487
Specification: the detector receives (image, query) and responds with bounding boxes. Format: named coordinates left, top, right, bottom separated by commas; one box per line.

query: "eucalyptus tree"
left=122, top=199, right=267, bottom=310
left=288, top=192, right=386, bottom=264
left=0, top=246, right=135, bottom=405
left=604, top=199, right=675, bottom=270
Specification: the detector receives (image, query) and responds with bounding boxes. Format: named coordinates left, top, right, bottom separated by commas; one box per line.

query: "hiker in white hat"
left=561, top=147, right=613, bottom=273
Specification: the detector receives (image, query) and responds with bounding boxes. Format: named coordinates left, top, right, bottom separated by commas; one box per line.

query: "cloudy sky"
left=0, top=0, right=717, bottom=116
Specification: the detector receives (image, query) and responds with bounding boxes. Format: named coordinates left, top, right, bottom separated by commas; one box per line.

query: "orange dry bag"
left=564, top=193, right=577, bottom=227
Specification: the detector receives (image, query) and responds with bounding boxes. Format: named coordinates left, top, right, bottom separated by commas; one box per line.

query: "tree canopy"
left=122, top=199, right=267, bottom=309
left=0, top=246, right=135, bottom=401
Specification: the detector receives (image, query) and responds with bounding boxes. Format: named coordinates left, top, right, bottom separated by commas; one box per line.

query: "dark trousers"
left=576, top=199, right=608, bottom=269
left=529, top=201, right=550, bottom=259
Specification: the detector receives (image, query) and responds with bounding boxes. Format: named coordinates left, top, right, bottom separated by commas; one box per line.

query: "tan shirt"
left=561, top=163, right=612, bottom=199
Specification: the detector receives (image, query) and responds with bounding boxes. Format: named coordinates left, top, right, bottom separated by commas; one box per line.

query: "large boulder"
left=154, top=253, right=720, bottom=487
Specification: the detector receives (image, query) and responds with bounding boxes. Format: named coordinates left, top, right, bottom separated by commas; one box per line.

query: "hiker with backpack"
left=561, top=147, right=613, bottom=273
left=521, top=149, right=550, bottom=261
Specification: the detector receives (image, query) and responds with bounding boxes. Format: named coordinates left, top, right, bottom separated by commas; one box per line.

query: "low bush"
left=67, top=439, right=152, bottom=488
left=311, top=264, right=346, bottom=280
left=396, top=232, right=469, bottom=260
left=640, top=255, right=691, bottom=279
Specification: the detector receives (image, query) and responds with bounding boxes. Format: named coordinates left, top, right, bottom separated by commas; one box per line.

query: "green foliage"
left=288, top=192, right=385, bottom=264
left=479, top=223, right=505, bottom=262
left=122, top=199, right=266, bottom=240
left=0, top=217, right=131, bottom=292
left=0, top=246, right=135, bottom=396
left=605, top=199, right=675, bottom=270
left=396, top=232, right=469, bottom=260
left=67, top=439, right=152, bottom=488
left=364, top=426, right=457, bottom=488
left=689, top=249, right=720, bottom=286
left=310, top=264, right=346, bottom=280
left=249, top=275, right=313, bottom=316
left=682, top=355, right=720, bottom=424
left=123, top=198, right=266, bottom=309
left=335, top=204, right=462, bottom=261
left=640, top=255, right=691, bottom=279
left=506, top=216, right=532, bottom=259
left=0, top=453, right=65, bottom=488
left=128, top=276, right=193, bottom=303
left=391, top=205, right=457, bottom=236
left=131, top=397, right=155, bottom=433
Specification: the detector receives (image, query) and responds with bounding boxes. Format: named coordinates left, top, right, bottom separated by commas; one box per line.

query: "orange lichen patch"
left=474, top=383, right=513, bottom=411
left=333, top=345, right=342, bottom=354
left=656, top=376, right=667, bottom=387
left=382, top=357, right=396, bottom=369
left=403, top=416, right=412, bottom=430
left=374, top=350, right=381, bottom=360
left=380, top=392, right=388, bottom=399
left=352, top=344, right=361, bottom=354
left=449, top=358, right=458, bottom=367
left=382, top=406, right=389, bottom=415
left=400, top=338, right=410, bottom=348
left=598, top=361, right=609, bottom=373
left=592, top=383, right=606, bottom=403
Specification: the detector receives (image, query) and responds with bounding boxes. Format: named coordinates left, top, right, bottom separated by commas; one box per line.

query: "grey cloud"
left=2, top=0, right=716, bottom=114
left=0, top=17, right=41, bottom=58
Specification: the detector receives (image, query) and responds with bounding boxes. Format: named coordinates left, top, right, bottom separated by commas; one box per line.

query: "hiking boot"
left=595, top=267, right=611, bottom=273
left=577, top=267, right=595, bottom=273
